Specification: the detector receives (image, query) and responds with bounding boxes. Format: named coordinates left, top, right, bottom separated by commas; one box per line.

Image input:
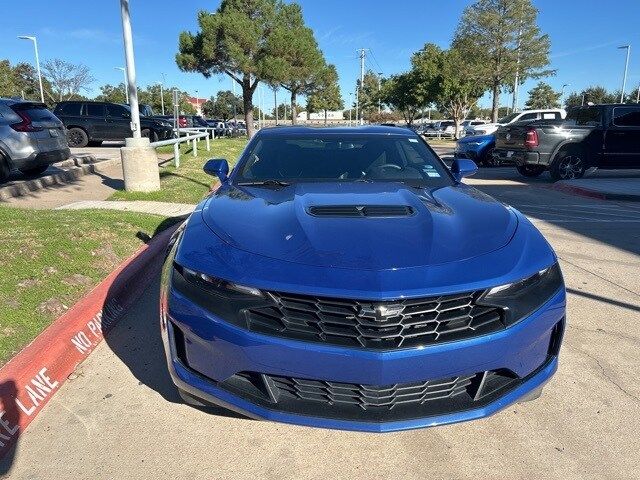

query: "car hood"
left=458, top=134, right=494, bottom=144
left=201, top=182, right=517, bottom=270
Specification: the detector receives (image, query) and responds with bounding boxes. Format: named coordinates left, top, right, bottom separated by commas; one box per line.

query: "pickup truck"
left=493, top=104, right=640, bottom=180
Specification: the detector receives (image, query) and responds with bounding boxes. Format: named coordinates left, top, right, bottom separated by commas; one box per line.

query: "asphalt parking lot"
left=2, top=164, right=640, bottom=479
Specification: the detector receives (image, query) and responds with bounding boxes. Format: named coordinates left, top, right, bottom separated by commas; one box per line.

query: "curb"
left=550, top=182, right=640, bottom=202
left=0, top=223, right=179, bottom=458
left=0, top=156, right=122, bottom=201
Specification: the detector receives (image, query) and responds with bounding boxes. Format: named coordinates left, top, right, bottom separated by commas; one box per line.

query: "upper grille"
left=269, top=373, right=476, bottom=410
left=245, top=291, right=503, bottom=349
left=308, top=205, right=415, bottom=217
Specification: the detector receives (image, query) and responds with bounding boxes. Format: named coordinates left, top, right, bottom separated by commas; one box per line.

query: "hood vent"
left=308, top=205, right=415, bottom=218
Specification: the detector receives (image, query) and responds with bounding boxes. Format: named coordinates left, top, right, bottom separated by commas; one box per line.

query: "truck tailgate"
left=495, top=125, right=530, bottom=150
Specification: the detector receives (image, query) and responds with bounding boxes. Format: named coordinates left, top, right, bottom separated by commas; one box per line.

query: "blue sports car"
left=454, top=133, right=498, bottom=166
left=160, top=126, right=565, bottom=432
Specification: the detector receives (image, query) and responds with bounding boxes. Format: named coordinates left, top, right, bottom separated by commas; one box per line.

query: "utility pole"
left=636, top=84, right=640, bottom=103
left=618, top=45, right=631, bottom=103
left=377, top=72, right=383, bottom=114
left=232, top=78, right=237, bottom=123
left=195, top=89, right=199, bottom=115
left=18, top=36, right=44, bottom=103
left=356, top=48, right=368, bottom=125
left=348, top=92, right=353, bottom=126
left=159, top=73, right=166, bottom=115
left=273, top=87, right=278, bottom=125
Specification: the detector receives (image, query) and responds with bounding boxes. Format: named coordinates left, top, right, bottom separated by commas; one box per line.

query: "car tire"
left=550, top=148, right=586, bottom=181
left=67, top=127, right=89, bottom=148
left=482, top=147, right=499, bottom=167
left=141, top=129, right=157, bottom=142
left=516, top=165, right=546, bottom=178
left=0, top=154, right=10, bottom=184
left=19, top=165, right=49, bottom=177
left=88, top=140, right=103, bottom=147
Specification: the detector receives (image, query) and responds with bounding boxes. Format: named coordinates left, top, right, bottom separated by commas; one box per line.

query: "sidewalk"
left=552, top=170, right=640, bottom=202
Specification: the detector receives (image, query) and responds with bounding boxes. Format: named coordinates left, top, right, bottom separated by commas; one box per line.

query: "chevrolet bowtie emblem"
left=358, top=304, right=404, bottom=321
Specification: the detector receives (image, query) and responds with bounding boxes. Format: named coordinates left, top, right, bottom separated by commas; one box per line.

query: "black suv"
left=54, top=101, right=173, bottom=147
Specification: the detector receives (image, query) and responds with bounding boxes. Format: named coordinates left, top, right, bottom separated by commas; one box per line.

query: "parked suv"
left=468, top=109, right=566, bottom=136
left=54, top=101, right=173, bottom=147
left=0, top=98, right=70, bottom=183
left=493, top=104, right=640, bottom=180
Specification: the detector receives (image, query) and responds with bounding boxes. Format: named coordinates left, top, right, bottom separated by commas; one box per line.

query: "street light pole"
left=17, top=36, right=44, bottom=103
left=618, top=45, right=631, bottom=103
left=158, top=82, right=164, bottom=115
left=195, top=90, right=199, bottom=115
left=119, top=0, right=141, bottom=137
left=377, top=72, right=383, bottom=114
left=115, top=67, right=128, bottom=103
left=349, top=92, right=353, bottom=126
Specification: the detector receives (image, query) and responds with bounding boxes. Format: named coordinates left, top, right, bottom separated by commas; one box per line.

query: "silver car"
left=0, top=98, right=70, bottom=183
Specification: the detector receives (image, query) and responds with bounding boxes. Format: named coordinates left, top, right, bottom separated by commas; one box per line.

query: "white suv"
left=468, top=109, right=566, bottom=136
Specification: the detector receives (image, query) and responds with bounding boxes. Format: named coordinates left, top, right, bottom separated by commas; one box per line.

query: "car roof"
left=256, top=126, right=416, bottom=136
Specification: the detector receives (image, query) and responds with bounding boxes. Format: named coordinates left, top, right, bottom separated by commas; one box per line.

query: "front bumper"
left=162, top=282, right=565, bottom=432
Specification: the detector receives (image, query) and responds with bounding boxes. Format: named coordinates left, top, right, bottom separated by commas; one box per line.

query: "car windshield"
left=497, top=113, right=520, bottom=124
left=236, top=133, right=453, bottom=187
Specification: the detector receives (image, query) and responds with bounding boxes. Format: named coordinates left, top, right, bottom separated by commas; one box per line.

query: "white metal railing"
left=150, top=130, right=210, bottom=168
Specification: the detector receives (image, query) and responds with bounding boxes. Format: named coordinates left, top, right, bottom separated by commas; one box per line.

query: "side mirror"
left=203, top=158, right=229, bottom=183
left=451, top=158, right=478, bottom=182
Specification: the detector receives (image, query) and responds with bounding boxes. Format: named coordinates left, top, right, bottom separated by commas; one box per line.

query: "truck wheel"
left=516, top=165, right=545, bottom=178
left=482, top=147, right=499, bottom=167
left=550, top=148, right=586, bottom=181
left=141, top=129, right=157, bottom=142
left=67, top=127, right=89, bottom=148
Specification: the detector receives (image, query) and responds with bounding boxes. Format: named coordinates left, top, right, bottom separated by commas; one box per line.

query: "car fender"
left=549, top=139, right=589, bottom=166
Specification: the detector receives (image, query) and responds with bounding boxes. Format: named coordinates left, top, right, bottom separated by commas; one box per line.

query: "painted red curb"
left=550, top=182, right=607, bottom=200
left=0, top=223, right=180, bottom=457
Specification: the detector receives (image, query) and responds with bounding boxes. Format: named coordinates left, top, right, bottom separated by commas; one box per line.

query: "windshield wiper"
left=236, top=179, right=291, bottom=188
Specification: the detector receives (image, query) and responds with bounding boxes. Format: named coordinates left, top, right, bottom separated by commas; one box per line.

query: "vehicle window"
left=612, top=107, right=640, bottom=127
left=85, top=104, right=105, bottom=117
left=106, top=104, right=129, bottom=117
left=518, top=113, right=538, bottom=121
left=57, top=103, right=82, bottom=116
left=15, top=104, right=57, bottom=121
left=564, top=107, right=602, bottom=126
left=497, top=113, right=520, bottom=124
left=542, top=113, right=559, bottom=120
left=237, top=134, right=452, bottom=187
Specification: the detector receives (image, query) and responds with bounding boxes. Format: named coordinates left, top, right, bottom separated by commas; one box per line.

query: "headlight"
left=171, top=262, right=269, bottom=329
left=477, top=263, right=563, bottom=326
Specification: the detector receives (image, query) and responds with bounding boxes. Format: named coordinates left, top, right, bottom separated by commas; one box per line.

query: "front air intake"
left=308, top=205, right=415, bottom=218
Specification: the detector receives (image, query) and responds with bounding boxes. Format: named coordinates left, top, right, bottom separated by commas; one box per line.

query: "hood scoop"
left=307, top=205, right=415, bottom=218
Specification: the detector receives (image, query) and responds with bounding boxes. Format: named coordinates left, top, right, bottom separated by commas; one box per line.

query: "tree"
left=525, top=81, right=560, bottom=109
left=264, top=3, right=327, bottom=125
left=357, top=70, right=383, bottom=120
left=202, top=90, right=243, bottom=120
left=41, top=58, right=95, bottom=102
left=435, top=48, right=487, bottom=139
left=177, top=0, right=288, bottom=137
left=0, top=60, right=17, bottom=98
left=565, top=86, right=618, bottom=107
left=306, top=64, right=344, bottom=124
left=95, top=83, right=127, bottom=104
left=454, top=0, right=553, bottom=122
left=379, top=71, right=426, bottom=125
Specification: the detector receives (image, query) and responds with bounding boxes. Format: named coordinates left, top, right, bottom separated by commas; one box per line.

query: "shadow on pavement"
left=102, top=226, right=245, bottom=420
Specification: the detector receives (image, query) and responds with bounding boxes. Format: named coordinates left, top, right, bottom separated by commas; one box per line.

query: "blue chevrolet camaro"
left=160, top=126, right=566, bottom=432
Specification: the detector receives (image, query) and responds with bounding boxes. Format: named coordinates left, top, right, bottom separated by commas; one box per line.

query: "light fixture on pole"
left=560, top=84, right=570, bottom=106
left=618, top=45, right=631, bottom=103
left=115, top=67, right=128, bottom=103
left=17, top=35, right=44, bottom=103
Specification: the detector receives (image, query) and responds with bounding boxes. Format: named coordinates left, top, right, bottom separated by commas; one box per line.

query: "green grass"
left=109, top=137, right=249, bottom=204
left=0, top=206, right=174, bottom=365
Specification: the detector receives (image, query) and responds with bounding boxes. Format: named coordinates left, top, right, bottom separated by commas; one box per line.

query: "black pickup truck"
left=493, top=104, right=640, bottom=180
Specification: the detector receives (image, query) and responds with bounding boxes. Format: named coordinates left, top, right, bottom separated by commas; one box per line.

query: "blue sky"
left=2, top=0, right=640, bottom=110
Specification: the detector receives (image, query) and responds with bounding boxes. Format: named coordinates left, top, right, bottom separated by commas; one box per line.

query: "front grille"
left=246, top=291, right=503, bottom=349
left=270, top=374, right=476, bottom=410
left=307, top=205, right=415, bottom=217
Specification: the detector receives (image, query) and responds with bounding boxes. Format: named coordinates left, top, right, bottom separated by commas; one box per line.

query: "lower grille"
left=270, top=374, right=476, bottom=410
